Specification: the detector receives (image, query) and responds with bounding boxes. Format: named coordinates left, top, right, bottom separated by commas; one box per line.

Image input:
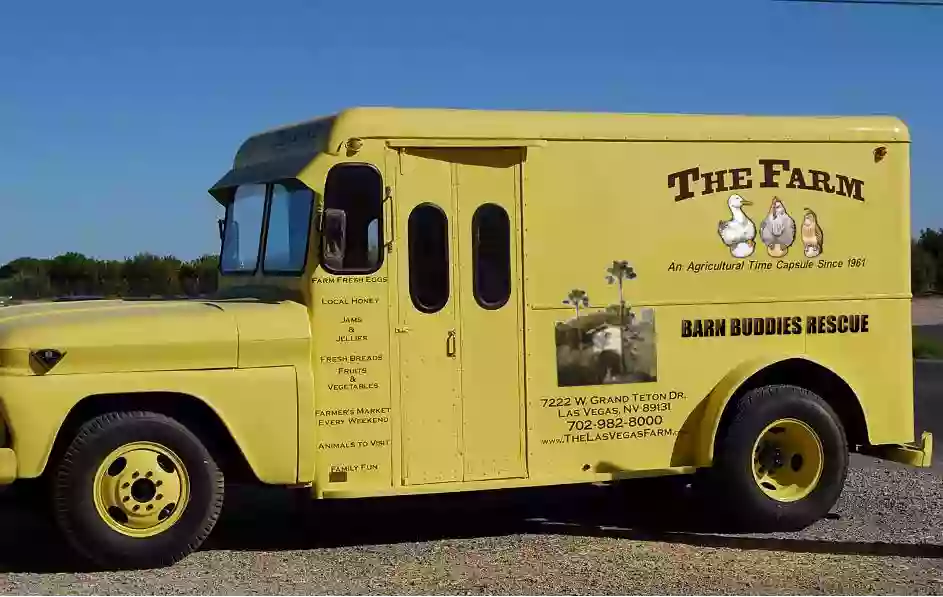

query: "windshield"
left=221, top=184, right=266, bottom=273
left=220, top=181, right=315, bottom=275
left=263, top=182, right=314, bottom=273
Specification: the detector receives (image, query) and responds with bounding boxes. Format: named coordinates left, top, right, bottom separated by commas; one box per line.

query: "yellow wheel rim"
left=751, top=418, right=824, bottom=502
left=92, top=441, right=190, bottom=538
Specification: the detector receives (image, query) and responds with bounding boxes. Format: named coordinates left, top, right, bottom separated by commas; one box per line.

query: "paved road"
left=0, top=355, right=942, bottom=593
left=915, top=325, right=943, bottom=470
left=915, top=362, right=943, bottom=469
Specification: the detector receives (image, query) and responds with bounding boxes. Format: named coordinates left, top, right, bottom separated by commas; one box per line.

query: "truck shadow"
left=206, top=478, right=943, bottom=560
left=0, top=475, right=940, bottom=574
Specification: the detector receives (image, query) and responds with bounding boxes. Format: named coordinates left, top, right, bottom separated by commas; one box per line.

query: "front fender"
left=0, top=367, right=299, bottom=484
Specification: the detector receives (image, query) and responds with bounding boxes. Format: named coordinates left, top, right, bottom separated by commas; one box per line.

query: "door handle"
left=446, top=329, right=456, bottom=358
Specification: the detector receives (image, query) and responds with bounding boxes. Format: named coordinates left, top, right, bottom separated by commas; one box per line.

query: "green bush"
left=913, top=331, right=943, bottom=359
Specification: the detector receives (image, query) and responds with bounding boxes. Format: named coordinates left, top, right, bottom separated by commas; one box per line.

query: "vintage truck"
left=0, top=107, right=932, bottom=569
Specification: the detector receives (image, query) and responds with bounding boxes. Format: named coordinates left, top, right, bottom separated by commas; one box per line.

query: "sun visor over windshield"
left=208, top=116, right=337, bottom=202
left=207, top=153, right=316, bottom=202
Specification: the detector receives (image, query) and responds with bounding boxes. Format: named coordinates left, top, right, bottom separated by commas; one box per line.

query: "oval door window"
left=472, top=203, right=511, bottom=309
left=408, top=203, right=450, bottom=313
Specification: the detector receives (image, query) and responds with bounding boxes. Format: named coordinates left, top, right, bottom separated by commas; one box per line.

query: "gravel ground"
left=0, top=454, right=941, bottom=595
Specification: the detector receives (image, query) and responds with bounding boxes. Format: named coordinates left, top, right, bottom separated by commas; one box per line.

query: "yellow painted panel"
left=327, top=107, right=909, bottom=146
left=525, top=301, right=807, bottom=480
left=453, top=149, right=527, bottom=481
left=309, top=266, right=395, bottom=490
left=0, top=367, right=298, bottom=483
left=218, top=300, right=312, bottom=369
left=516, top=136, right=913, bottom=481
left=522, top=141, right=908, bottom=310
left=395, top=149, right=463, bottom=485
left=0, top=299, right=237, bottom=374
left=306, top=143, right=396, bottom=492
left=803, top=297, right=914, bottom=445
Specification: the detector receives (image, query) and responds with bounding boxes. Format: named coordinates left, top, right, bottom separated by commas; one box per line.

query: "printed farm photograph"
left=554, top=261, right=657, bottom=387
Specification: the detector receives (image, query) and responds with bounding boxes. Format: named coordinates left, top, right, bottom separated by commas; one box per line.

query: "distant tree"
left=915, top=228, right=943, bottom=293
left=0, top=256, right=48, bottom=280
left=190, top=254, right=219, bottom=296
left=97, top=259, right=129, bottom=297
left=0, top=251, right=221, bottom=300
left=122, top=253, right=183, bottom=297
left=912, top=240, right=936, bottom=294
left=48, top=252, right=96, bottom=296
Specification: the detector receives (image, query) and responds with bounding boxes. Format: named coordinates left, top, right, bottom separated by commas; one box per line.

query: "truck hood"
left=0, top=298, right=311, bottom=375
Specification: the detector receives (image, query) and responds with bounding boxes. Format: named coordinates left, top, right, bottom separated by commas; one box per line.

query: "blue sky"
left=1, top=0, right=940, bottom=264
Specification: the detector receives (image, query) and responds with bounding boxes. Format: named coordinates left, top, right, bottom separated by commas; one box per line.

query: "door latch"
left=446, top=329, right=456, bottom=357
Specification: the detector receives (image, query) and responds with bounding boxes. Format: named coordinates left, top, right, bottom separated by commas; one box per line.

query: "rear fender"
left=694, top=353, right=830, bottom=467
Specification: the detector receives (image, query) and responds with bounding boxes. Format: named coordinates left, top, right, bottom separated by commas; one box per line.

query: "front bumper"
left=859, top=430, right=934, bottom=468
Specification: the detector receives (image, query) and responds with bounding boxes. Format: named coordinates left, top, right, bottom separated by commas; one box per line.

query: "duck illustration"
left=759, top=196, right=796, bottom=258
left=718, top=194, right=756, bottom=258
left=801, top=208, right=824, bottom=257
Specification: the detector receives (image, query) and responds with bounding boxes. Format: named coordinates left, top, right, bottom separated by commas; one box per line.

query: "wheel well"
left=717, top=358, right=869, bottom=450
left=45, top=392, right=258, bottom=484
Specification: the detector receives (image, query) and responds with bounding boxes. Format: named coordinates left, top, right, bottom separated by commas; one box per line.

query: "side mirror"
left=321, top=208, right=347, bottom=270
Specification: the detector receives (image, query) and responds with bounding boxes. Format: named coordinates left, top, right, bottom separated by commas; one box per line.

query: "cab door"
left=395, top=147, right=526, bottom=486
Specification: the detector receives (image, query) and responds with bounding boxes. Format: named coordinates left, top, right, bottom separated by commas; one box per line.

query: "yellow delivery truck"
left=0, top=107, right=932, bottom=569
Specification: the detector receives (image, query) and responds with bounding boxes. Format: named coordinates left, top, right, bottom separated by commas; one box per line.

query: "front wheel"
left=707, top=384, right=849, bottom=532
left=51, top=410, right=225, bottom=569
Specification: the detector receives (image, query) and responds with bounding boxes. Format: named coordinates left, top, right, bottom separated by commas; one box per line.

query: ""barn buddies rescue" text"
left=680, top=314, right=869, bottom=338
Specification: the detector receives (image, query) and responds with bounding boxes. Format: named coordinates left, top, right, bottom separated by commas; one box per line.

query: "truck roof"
left=210, top=107, right=909, bottom=199
left=325, top=106, right=909, bottom=145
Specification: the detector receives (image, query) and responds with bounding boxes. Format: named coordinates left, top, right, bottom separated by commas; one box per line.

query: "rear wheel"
left=51, top=410, right=224, bottom=569
left=708, top=384, right=849, bottom=531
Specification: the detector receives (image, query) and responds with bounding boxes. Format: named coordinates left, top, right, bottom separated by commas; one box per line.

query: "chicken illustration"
left=759, top=196, right=796, bottom=258
left=718, top=194, right=756, bottom=258
left=801, top=208, right=824, bottom=258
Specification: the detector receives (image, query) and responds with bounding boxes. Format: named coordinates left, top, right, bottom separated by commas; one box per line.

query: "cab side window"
left=321, top=163, right=384, bottom=274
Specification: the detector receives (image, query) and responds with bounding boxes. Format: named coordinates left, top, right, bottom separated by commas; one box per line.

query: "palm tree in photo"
left=563, top=288, right=590, bottom=320
left=562, top=289, right=591, bottom=350
left=605, top=260, right=637, bottom=329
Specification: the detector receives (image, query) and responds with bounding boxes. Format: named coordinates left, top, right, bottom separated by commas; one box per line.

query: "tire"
left=707, top=384, right=849, bottom=532
left=51, top=410, right=225, bottom=569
